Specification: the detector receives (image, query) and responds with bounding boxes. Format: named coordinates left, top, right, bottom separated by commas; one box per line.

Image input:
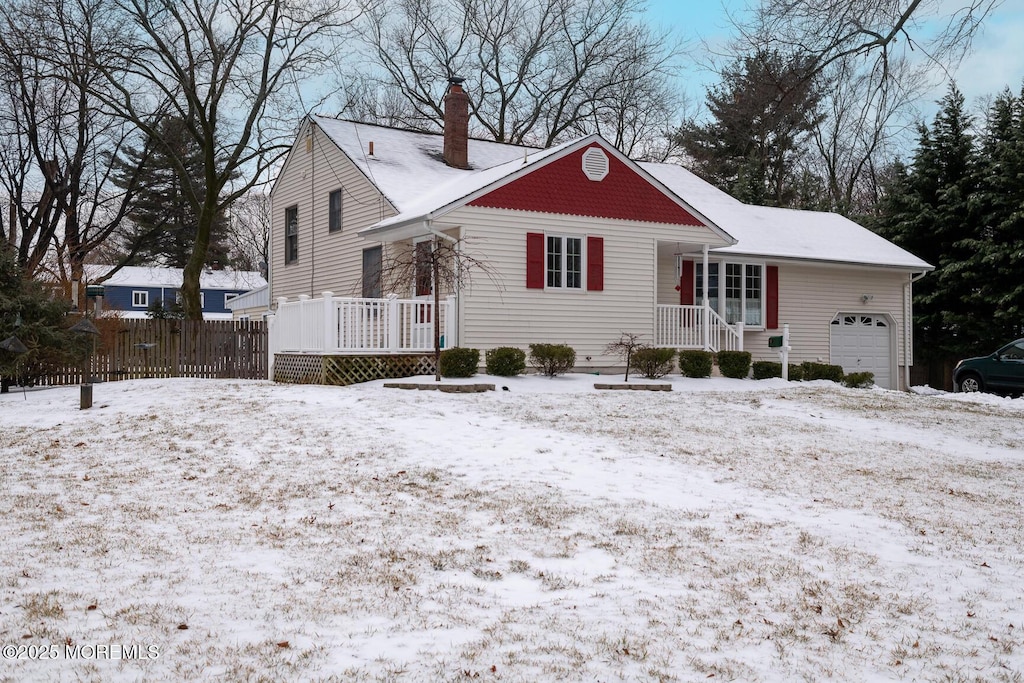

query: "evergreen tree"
left=111, top=116, right=232, bottom=268
left=968, top=88, right=1024, bottom=341
left=873, top=84, right=984, bottom=360
left=0, top=247, right=86, bottom=390
left=676, top=49, right=824, bottom=207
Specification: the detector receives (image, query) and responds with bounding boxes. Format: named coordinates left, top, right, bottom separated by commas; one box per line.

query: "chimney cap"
left=447, top=76, right=465, bottom=86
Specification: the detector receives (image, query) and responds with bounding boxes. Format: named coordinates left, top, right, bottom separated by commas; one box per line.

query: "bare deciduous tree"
left=0, top=0, right=144, bottom=296
left=227, top=191, right=271, bottom=274
left=349, top=0, right=686, bottom=156
left=703, top=0, right=1003, bottom=215
left=605, top=331, right=644, bottom=381
left=378, top=235, right=497, bottom=381
left=86, top=0, right=361, bottom=319
left=737, top=0, right=1004, bottom=81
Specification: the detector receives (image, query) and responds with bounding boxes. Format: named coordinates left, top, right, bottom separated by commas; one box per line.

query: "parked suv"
left=953, top=339, right=1024, bottom=395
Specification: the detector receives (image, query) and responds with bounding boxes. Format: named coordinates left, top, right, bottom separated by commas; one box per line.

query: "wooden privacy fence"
left=41, top=319, right=267, bottom=385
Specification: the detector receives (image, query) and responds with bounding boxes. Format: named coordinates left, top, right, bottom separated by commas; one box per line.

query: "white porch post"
left=386, top=293, right=400, bottom=352
left=702, top=244, right=710, bottom=351
left=735, top=322, right=744, bottom=351
left=444, top=294, right=457, bottom=349
left=322, top=292, right=334, bottom=352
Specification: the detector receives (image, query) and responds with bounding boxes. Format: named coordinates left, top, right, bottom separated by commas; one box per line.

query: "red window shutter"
left=586, top=236, right=604, bottom=291
left=679, top=260, right=694, bottom=306
left=766, top=265, right=779, bottom=329
left=526, top=232, right=544, bottom=289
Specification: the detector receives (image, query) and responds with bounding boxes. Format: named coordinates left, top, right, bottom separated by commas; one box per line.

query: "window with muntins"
left=284, top=205, right=298, bottom=264
left=328, top=189, right=342, bottom=232
left=695, top=263, right=719, bottom=312
left=132, top=290, right=148, bottom=307
left=546, top=235, right=582, bottom=289
left=694, top=260, right=764, bottom=326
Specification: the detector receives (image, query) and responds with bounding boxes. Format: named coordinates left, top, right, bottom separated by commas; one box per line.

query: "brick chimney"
left=443, top=77, right=470, bottom=169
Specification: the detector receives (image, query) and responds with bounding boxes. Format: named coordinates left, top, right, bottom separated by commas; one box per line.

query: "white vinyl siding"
left=450, top=205, right=727, bottom=367
left=741, top=262, right=907, bottom=368
left=270, top=121, right=395, bottom=301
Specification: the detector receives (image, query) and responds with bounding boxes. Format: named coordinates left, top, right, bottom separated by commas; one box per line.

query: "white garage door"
left=830, top=314, right=892, bottom=389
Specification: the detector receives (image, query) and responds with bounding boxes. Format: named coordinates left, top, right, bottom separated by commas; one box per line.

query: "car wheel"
left=957, top=373, right=984, bottom=393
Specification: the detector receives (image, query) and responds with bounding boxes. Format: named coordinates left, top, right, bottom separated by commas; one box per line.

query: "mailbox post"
left=768, top=324, right=791, bottom=380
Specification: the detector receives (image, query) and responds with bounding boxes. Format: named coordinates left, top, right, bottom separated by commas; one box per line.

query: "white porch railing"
left=655, top=304, right=744, bottom=352
left=269, top=292, right=456, bottom=354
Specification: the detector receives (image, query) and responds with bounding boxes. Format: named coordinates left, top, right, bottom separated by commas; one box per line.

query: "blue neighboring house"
left=84, top=265, right=267, bottom=320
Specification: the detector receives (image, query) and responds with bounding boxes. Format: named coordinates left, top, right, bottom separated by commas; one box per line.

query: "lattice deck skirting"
left=273, top=353, right=437, bottom=386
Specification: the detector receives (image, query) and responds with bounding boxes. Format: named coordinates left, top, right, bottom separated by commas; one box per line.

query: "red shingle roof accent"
left=468, top=142, right=703, bottom=225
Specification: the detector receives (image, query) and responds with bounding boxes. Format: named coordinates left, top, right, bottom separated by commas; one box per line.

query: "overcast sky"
left=643, top=0, right=1024, bottom=120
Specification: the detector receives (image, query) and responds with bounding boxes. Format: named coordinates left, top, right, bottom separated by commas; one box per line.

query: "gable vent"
left=581, top=147, right=609, bottom=181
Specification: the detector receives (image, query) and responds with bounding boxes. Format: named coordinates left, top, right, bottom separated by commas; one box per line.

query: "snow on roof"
left=641, top=163, right=933, bottom=271
left=312, top=117, right=931, bottom=271
left=361, top=138, right=580, bottom=235
left=84, top=265, right=267, bottom=291
left=312, top=116, right=536, bottom=212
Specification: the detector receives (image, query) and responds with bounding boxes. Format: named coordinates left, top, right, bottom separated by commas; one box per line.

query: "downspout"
left=903, top=271, right=928, bottom=391
left=702, top=243, right=710, bottom=351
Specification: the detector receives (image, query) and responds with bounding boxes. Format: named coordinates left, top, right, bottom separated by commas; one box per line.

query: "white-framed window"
left=328, top=189, right=343, bottom=232
left=225, top=293, right=238, bottom=307
left=132, top=290, right=149, bottom=307
left=691, top=258, right=765, bottom=327
left=546, top=235, right=583, bottom=289
left=284, top=205, right=298, bottom=264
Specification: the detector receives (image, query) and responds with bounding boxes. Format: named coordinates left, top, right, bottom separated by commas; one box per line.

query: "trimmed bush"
left=485, top=347, right=526, bottom=377
left=717, top=351, right=752, bottom=379
left=788, top=364, right=805, bottom=381
left=843, top=371, right=875, bottom=388
left=752, top=361, right=782, bottom=380
left=439, top=347, right=479, bottom=378
left=678, top=349, right=713, bottom=378
left=529, top=343, right=576, bottom=377
left=630, top=347, right=675, bottom=379
left=799, top=361, right=845, bottom=383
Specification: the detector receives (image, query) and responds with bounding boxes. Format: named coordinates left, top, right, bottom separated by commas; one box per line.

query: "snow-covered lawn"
left=1, top=375, right=1022, bottom=682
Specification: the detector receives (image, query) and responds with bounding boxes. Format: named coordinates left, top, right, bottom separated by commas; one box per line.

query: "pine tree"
left=676, top=49, right=824, bottom=207
left=968, top=88, right=1024, bottom=341
left=111, top=116, right=233, bottom=268
left=874, top=84, right=984, bottom=361
left=0, top=248, right=86, bottom=390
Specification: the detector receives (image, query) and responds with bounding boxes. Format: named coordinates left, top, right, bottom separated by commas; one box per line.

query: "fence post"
left=266, top=313, right=276, bottom=380
left=322, top=292, right=334, bottom=352
left=386, top=294, right=400, bottom=352
left=297, top=294, right=310, bottom=352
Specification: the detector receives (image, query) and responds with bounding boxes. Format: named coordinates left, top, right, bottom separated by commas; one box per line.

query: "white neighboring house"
left=225, top=284, right=271, bottom=321
left=268, top=79, right=932, bottom=389
left=84, top=265, right=267, bottom=320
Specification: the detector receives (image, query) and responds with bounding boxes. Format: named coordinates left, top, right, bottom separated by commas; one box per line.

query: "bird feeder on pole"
left=69, top=317, right=100, bottom=409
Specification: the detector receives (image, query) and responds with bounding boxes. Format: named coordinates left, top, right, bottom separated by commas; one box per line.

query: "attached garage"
left=830, top=313, right=895, bottom=389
